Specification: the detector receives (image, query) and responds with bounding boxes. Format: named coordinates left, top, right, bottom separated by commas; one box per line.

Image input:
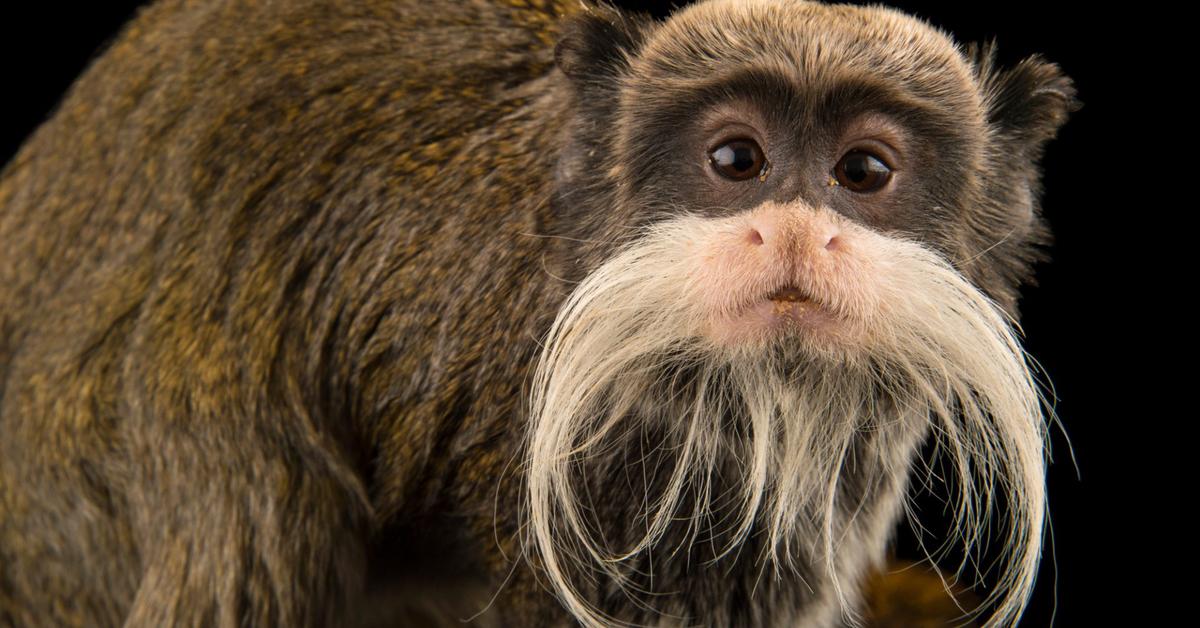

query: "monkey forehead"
left=628, top=0, right=985, bottom=121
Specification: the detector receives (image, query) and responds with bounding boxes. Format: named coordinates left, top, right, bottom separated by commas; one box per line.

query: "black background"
left=1, top=2, right=1146, bottom=626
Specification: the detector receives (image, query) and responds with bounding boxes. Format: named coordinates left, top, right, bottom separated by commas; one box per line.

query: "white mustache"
left=525, top=210, right=1049, bottom=627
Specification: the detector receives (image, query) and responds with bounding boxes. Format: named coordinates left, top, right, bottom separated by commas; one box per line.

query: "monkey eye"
left=833, top=150, right=892, bottom=192
left=709, top=138, right=766, bottom=181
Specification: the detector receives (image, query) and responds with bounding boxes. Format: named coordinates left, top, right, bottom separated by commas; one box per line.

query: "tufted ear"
left=958, top=43, right=1078, bottom=312
left=970, top=41, right=1080, bottom=151
left=554, top=3, right=654, bottom=89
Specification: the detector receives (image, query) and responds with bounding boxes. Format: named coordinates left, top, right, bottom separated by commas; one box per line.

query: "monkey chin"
left=704, top=290, right=850, bottom=358
left=526, top=210, right=1048, bottom=627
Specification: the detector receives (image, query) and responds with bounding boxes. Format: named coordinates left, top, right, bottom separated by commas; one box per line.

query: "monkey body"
left=0, top=1, right=1073, bottom=626
left=1, top=1, right=571, bottom=624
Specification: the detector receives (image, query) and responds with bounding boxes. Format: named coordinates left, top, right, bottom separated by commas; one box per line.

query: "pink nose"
left=744, top=207, right=842, bottom=258
left=698, top=204, right=852, bottom=347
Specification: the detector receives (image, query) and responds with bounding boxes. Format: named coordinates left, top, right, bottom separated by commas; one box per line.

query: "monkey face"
left=613, top=14, right=981, bottom=354
left=533, top=0, right=1073, bottom=625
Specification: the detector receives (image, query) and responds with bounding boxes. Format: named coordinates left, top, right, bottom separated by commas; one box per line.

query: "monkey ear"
left=555, top=3, right=653, bottom=88
left=970, top=41, right=1080, bottom=148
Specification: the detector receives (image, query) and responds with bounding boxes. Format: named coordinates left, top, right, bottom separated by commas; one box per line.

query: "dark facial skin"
left=644, top=92, right=961, bottom=247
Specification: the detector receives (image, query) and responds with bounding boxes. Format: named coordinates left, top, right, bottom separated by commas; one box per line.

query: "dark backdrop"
left=2, top=2, right=1141, bottom=626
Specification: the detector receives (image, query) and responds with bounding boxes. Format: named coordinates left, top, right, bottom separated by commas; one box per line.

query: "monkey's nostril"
left=748, top=229, right=764, bottom=246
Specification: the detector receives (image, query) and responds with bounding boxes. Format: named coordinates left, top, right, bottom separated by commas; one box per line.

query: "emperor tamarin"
left=0, top=0, right=1076, bottom=625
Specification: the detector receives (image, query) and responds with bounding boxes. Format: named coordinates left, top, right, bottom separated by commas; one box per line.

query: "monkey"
left=0, top=0, right=1076, bottom=626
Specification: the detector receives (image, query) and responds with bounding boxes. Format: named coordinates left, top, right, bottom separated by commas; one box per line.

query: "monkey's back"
left=0, top=1, right=573, bottom=624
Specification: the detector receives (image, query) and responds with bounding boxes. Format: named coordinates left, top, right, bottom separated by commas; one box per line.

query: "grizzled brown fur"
left=0, top=0, right=1073, bottom=626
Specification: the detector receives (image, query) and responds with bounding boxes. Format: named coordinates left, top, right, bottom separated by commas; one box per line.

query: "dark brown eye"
left=709, top=139, right=766, bottom=181
left=833, top=150, right=892, bottom=192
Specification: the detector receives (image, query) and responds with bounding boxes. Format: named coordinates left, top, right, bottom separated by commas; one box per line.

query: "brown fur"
left=0, top=1, right=1073, bottom=626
